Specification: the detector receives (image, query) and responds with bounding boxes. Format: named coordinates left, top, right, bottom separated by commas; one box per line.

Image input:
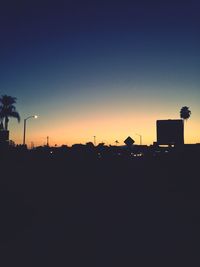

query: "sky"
left=0, top=0, right=199, bottom=146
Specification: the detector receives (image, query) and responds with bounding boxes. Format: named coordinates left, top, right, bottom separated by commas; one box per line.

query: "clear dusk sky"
left=0, top=0, right=199, bottom=146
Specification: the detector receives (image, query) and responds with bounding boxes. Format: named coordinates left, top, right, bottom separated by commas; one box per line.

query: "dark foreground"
left=0, top=151, right=200, bottom=266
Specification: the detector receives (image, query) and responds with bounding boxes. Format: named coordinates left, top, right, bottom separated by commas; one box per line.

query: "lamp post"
left=136, top=133, right=142, bottom=146
left=23, top=115, right=38, bottom=145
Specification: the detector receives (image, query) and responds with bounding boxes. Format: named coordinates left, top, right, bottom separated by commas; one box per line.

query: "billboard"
left=156, top=120, right=184, bottom=145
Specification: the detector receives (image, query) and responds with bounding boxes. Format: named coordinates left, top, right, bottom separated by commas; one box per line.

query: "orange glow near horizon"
left=9, top=102, right=200, bottom=147
left=7, top=84, right=200, bottom=147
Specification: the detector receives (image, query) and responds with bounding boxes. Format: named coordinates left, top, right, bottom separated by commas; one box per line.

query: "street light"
left=135, top=133, right=142, bottom=146
left=23, top=115, right=38, bottom=145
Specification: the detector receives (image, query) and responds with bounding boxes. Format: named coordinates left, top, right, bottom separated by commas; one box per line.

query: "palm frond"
left=0, top=95, right=17, bottom=106
left=9, top=111, right=20, bottom=122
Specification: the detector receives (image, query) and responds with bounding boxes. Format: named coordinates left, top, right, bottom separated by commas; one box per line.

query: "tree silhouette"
left=0, top=95, right=20, bottom=130
left=180, top=106, right=191, bottom=122
left=0, top=117, right=3, bottom=130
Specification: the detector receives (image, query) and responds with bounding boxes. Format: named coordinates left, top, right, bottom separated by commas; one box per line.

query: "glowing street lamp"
left=23, top=115, right=38, bottom=145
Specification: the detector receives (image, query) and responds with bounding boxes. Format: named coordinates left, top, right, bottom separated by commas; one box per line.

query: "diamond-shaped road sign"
left=124, top=136, right=135, bottom=146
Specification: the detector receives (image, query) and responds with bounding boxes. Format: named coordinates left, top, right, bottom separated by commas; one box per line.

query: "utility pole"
left=31, top=142, right=34, bottom=149
left=23, top=119, right=26, bottom=145
left=47, top=136, right=49, bottom=147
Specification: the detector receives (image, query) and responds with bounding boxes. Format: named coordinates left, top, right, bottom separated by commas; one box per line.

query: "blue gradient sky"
left=0, top=0, right=199, bottom=146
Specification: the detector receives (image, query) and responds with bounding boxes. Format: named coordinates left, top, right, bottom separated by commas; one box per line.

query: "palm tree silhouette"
left=180, top=106, right=191, bottom=122
left=0, top=95, right=20, bottom=130
left=115, top=140, right=119, bottom=146
left=0, top=117, right=3, bottom=130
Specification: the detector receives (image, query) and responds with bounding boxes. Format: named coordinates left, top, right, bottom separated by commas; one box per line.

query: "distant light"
left=34, top=115, right=38, bottom=119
